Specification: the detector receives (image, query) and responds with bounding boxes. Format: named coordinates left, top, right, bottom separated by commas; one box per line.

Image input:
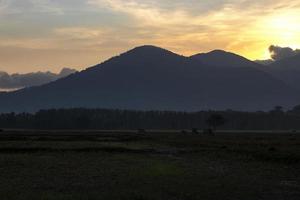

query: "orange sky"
left=1, top=0, right=300, bottom=73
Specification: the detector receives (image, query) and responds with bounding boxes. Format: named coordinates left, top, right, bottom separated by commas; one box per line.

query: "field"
left=0, top=130, right=299, bottom=200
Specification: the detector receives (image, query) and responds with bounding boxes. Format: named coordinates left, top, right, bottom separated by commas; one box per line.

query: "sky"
left=1, top=0, right=300, bottom=73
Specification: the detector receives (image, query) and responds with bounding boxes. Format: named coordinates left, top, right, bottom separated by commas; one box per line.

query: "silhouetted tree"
left=270, top=106, right=284, bottom=115
left=206, top=114, right=226, bottom=131
left=0, top=107, right=300, bottom=130
left=192, top=128, right=199, bottom=134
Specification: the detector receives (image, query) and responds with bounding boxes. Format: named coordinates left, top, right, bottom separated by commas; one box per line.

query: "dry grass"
left=0, top=130, right=299, bottom=200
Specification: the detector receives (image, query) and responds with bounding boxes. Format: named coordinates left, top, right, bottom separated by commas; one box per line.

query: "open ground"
left=0, top=130, right=299, bottom=200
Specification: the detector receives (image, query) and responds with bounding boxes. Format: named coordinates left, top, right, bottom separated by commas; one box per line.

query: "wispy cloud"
left=1, top=0, right=300, bottom=72
left=0, top=0, right=64, bottom=15
left=54, top=27, right=111, bottom=40
left=85, top=0, right=300, bottom=57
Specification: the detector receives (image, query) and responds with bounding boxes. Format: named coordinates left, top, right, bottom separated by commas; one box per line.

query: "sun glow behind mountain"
left=0, top=0, right=300, bottom=73
left=268, top=12, right=300, bottom=46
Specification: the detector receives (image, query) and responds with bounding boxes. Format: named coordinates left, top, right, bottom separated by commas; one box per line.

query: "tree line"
left=0, top=106, right=300, bottom=130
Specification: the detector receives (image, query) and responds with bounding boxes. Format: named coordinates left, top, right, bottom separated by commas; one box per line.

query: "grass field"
left=0, top=130, right=299, bottom=200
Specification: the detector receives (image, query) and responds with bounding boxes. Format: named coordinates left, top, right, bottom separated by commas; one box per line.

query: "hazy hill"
left=0, top=68, right=77, bottom=90
left=0, top=45, right=298, bottom=112
left=260, top=54, right=300, bottom=90
left=254, top=59, right=274, bottom=66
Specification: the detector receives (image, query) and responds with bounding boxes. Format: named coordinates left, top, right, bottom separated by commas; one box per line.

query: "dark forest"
left=1, top=105, right=300, bottom=130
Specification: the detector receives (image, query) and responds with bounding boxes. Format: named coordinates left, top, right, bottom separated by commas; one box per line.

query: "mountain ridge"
left=191, top=49, right=263, bottom=68
left=0, top=45, right=299, bottom=112
left=260, top=53, right=300, bottom=90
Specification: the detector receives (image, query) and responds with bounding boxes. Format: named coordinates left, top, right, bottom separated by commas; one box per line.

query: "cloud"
left=54, top=27, right=111, bottom=40
left=85, top=0, right=300, bottom=57
left=1, top=0, right=300, bottom=72
left=0, top=68, right=76, bottom=90
left=0, top=0, right=64, bottom=15
left=87, top=0, right=300, bottom=25
left=269, top=45, right=300, bottom=61
left=87, top=0, right=246, bottom=27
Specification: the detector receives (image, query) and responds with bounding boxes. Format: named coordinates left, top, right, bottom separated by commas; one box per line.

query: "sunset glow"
left=1, top=0, right=300, bottom=73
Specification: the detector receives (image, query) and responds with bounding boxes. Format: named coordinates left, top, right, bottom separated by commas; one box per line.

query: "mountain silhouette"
left=0, top=45, right=298, bottom=112
left=261, top=54, right=300, bottom=91
left=191, top=50, right=262, bottom=68
left=0, top=68, right=77, bottom=90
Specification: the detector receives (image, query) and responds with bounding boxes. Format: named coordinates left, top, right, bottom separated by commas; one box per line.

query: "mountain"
left=261, top=54, right=300, bottom=90
left=58, top=68, right=77, bottom=78
left=0, top=68, right=77, bottom=90
left=254, top=59, right=274, bottom=66
left=191, top=50, right=262, bottom=68
left=0, top=45, right=298, bottom=112
left=191, top=49, right=300, bottom=90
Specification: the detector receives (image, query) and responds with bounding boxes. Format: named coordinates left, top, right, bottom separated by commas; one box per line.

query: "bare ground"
left=0, top=130, right=299, bottom=200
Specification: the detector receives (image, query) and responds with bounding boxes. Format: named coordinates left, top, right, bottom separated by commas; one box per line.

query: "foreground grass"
left=0, top=131, right=299, bottom=200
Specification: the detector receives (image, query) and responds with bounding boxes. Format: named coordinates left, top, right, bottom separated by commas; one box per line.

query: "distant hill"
left=0, top=68, right=77, bottom=90
left=191, top=50, right=263, bottom=68
left=260, top=54, right=300, bottom=90
left=192, top=49, right=300, bottom=91
left=0, top=45, right=298, bottom=112
left=254, top=59, right=274, bottom=66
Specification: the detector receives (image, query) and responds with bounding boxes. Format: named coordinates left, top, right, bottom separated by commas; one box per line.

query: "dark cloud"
left=0, top=68, right=76, bottom=90
left=269, top=45, right=300, bottom=61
